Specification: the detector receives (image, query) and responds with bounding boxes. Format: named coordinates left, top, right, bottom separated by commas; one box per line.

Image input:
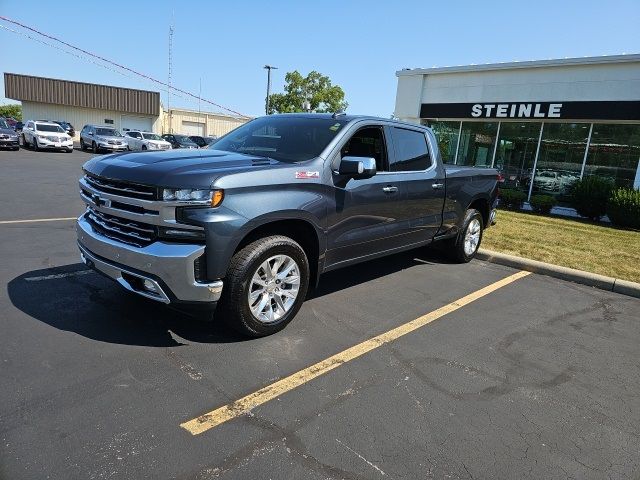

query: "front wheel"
left=448, top=209, right=484, bottom=263
left=218, top=235, right=310, bottom=337
left=32, top=137, right=39, bottom=151
left=92, top=141, right=98, bottom=154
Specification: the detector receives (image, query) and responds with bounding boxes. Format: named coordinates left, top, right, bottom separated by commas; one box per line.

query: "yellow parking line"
left=0, top=217, right=77, bottom=225
left=180, top=270, right=531, bottom=435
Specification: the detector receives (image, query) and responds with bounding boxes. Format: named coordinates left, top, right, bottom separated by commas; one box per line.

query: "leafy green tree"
left=268, top=71, right=347, bottom=114
left=0, top=104, right=22, bottom=120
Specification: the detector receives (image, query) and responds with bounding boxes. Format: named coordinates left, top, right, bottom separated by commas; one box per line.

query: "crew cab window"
left=341, top=127, right=387, bottom=171
left=389, top=127, right=431, bottom=171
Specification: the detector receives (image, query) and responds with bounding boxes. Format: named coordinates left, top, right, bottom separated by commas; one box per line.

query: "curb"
left=476, top=249, right=640, bottom=299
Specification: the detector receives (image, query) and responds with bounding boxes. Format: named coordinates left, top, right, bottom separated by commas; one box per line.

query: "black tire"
left=12, top=147, right=19, bottom=151
left=92, top=141, right=98, bottom=154
left=32, top=136, right=38, bottom=151
left=66, top=148, right=73, bottom=153
left=448, top=208, right=484, bottom=263
left=20, top=134, right=26, bottom=148
left=142, top=145, right=147, bottom=151
left=217, top=235, right=310, bottom=337
left=80, top=139, right=85, bottom=150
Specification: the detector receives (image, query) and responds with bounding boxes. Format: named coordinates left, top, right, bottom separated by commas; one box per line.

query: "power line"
left=0, top=24, right=196, bottom=106
left=0, top=15, right=249, bottom=118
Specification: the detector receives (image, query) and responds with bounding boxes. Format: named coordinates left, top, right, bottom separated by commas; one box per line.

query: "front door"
left=325, top=125, right=409, bottom=267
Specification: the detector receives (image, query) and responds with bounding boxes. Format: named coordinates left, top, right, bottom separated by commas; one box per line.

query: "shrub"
left=499, top=189, right=526, bottom=210
left=570, top=176, right=614, bottom=220
left=529, top=194, right=557, bottom=214
left=607, top=187, right=640, bottom=229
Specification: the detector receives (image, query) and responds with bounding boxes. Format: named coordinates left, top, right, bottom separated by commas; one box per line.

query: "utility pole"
left=167, top=16, right=174, bottom=133
left=264, top=65, right=278, bottom=115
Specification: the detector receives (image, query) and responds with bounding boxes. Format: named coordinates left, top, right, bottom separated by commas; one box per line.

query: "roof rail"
left=332, top=111, right=346, bottom=118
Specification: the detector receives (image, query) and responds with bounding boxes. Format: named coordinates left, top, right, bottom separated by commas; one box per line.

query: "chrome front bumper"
left=77, top=215, right=223, bottom=304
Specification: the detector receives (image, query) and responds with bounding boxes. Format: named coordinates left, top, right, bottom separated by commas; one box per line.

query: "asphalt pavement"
left=1, top=147, right=639, bottom=479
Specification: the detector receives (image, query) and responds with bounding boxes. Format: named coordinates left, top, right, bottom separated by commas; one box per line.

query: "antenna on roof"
left=332, top=111, right=346, bottom=118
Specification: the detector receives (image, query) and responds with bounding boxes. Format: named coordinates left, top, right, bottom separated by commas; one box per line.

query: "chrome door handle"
left=382, top=186, right=398, bottom=193
left=432, top=182, right=445, bottom=190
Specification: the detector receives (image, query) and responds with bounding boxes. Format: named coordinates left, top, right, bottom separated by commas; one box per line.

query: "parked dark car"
left=188, top=135, right=218, bottom=148
left=77, top=114, right=499, bottom=337
left=53, top=121, right=75, bottom=138
left=0, top=118, right=20, bottom=150
left=161, top=134, right=199, bottom=149
left=14, top=121, right=24, bottom=133
left=3, top=117, right=17, bottom=129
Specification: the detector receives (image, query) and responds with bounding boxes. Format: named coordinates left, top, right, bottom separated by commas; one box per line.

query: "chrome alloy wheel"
left=463, top=218, right=481, bottom=256
left=248, top=254, right=301, bottom=324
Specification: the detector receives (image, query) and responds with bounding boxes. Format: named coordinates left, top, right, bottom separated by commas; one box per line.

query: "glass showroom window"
left=494, top=122, right=542, bottom=192
left=456, top=122, right=499, bottom=167
left=532, top=123, right=590, bottom=203
left=584, top=124, right=640, bottom=188
left=424, top=120, right=460, bottom=164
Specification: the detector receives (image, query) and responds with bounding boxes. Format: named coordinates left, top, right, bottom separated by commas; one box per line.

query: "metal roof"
left=4, top=73, right=160, bottom=116
left=396, top=53, right=640, bottom=77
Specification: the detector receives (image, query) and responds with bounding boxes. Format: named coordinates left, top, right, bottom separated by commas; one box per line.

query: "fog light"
left=142, top=279, right=157, bottom=292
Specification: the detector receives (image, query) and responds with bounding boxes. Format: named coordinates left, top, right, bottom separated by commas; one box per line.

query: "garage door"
left=121, top=115, right=153, bottom=132
left=181, top=121, right=205, bottom=136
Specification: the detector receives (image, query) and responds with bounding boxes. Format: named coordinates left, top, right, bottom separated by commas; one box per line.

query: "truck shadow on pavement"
left=7, top=246, right=453, bottom=347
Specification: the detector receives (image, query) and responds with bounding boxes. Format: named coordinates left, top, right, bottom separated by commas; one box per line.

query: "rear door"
left=386, top=126, right=446, bottom=243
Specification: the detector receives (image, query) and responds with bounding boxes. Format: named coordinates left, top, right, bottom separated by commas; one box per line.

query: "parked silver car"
left=80, top=125, right=128, bottom=153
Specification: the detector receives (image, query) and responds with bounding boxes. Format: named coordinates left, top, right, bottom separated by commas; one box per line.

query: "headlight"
left=162, top=188, right=224, bottom=206
left=148, top=143, right=158, bottom=149
left=38, top=135, right=47, bottom=139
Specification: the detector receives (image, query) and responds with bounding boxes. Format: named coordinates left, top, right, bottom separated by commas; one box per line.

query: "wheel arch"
left=231, top=216, right=323, bottom=287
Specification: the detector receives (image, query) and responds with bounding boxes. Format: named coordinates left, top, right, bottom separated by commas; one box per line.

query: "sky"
left=1, top=0, right=639, bottom=118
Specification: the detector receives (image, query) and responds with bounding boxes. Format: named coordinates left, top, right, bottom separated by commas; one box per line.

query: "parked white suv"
left=122, top=131, right=172, bottom=151
left=22, top=120, right=73, bottom=153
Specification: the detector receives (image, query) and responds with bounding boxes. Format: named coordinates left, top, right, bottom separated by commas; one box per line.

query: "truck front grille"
left=86, top=207, right=157, bottom=247
left=84, top=174, right=158, bottom=200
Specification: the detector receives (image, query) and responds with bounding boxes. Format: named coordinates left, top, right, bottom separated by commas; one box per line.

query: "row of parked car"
left=79, top=124, right=218, bottom=153
left=0, top=117, right=219, bottom=154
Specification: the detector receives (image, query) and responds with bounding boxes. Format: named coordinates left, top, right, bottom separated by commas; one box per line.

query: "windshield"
left=96, top=128, right=121, bottom=137
left=174, top=135, right=197, bottom=145
left=142, top=133, right=162, bottom=140
left=210, top=116, right=348, bottom=162
left=36, top=124, right=65, bottom=133
left=0, top=119, right=8, bottom=129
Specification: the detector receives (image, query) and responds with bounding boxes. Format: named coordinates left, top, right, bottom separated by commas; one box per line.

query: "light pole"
left=264, top=65, right=278, bottom=115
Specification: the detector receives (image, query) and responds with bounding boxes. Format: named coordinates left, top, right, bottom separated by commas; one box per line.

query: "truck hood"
left=83, top=149, right=288, bottom=188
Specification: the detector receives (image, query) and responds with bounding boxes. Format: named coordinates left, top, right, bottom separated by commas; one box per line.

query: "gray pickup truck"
left=77, top=114, right=498, bottom=336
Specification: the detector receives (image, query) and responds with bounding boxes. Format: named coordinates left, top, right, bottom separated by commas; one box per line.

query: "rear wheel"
left=142, top=145, right=147, bottom=151
left=80, top=138, right=85, bottom=150
left=448, top=208, right=483, bottom=263
left=92, top=141, right=98, bottom=154
left=218, top=235, right=310, bottom=337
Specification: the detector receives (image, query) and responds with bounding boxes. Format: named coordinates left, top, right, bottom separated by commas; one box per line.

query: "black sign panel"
left=420, top=101, right=640, bottom=120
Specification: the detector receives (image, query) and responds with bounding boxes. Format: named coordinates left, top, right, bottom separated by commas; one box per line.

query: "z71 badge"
left=295, top=171, right=320, bottom=179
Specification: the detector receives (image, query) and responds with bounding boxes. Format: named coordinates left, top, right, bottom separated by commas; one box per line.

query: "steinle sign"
left=471, top=103, right=562, bottom=118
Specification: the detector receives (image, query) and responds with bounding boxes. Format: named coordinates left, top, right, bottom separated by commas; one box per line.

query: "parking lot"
left=1, top=147, right=639, bottom=479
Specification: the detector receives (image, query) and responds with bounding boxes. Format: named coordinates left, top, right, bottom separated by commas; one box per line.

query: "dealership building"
left=394, top=54, right=640, bottom=201
left=4, top=73, right=248, bottom=140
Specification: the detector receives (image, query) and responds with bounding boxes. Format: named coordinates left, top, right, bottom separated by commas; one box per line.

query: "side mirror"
left=339, top=156, right=377, bottom=179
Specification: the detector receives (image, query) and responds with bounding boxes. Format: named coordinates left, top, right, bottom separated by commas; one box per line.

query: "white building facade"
left=394, top=54, right=640, bottom=200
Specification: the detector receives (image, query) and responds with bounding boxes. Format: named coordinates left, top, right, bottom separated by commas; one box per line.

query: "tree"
left=268, top=71, right=347, bottom=114
left=0, top=104, right=22, bottom=120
